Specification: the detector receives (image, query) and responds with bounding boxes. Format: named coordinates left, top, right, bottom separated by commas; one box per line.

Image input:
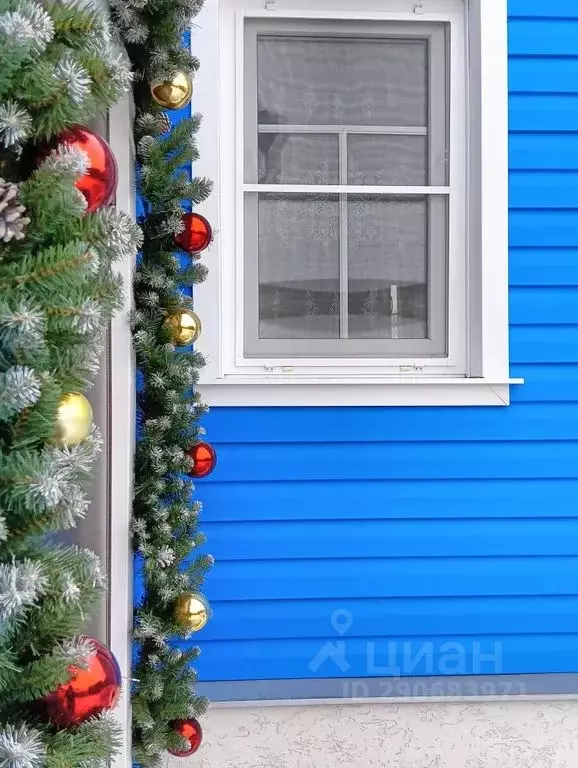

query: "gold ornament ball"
left=174, top=592, right=209, bottom=633
left=150, top=71, right=193, bottom=110
left=164, top=310, right=202, bottom=346
left=56, top=392, right=93, bottom=446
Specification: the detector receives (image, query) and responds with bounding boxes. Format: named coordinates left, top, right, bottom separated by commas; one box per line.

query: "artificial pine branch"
left=0, top=1, right=141, bottom=765
left=110, top=0, right=214, bottom=763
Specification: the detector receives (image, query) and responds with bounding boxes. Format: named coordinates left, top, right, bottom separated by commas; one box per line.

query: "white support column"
left=108, top=93, right=136, bottom=768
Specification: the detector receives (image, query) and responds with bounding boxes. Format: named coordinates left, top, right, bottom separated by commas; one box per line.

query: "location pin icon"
left=331, top=610, right=353, bottom=636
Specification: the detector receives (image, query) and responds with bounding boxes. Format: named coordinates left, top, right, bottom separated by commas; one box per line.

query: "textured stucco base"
left=169, top=701, right=578, bottom=768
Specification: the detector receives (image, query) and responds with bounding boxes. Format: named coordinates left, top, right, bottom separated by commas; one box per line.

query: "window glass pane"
left=257, top=36, right=427, bottom=127
left=258, top=133, right=339, bottom=184
left=347, top=196, right=428, bottom=339
left=347, top=134, right=427, bottom=186
left=258, top=194, right=340, bottom=339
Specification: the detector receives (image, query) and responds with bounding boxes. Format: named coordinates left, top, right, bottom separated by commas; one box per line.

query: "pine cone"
left=158, top=112, right=171, bottom=134
left=0, top=178, right=30, bottom=243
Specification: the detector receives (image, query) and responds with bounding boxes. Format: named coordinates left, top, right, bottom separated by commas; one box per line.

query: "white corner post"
left=108, top=94, right=136, bottom=768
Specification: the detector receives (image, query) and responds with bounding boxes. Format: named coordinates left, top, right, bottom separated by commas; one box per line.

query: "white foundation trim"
left=199, top=673, right=578, bottom=706
left=210, top=694, right=578, bottom=708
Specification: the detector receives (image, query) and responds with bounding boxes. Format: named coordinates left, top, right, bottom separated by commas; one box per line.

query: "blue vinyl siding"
left=187, top=2, right=578, bottom=684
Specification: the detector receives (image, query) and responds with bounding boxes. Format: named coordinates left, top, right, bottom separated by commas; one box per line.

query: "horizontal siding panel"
left=199, top=479, right=578, bottom=521
left=206, top=403, right=578, bottom=442
left=510, top=286, right=578, bottom=324
left=510, top=210, right=578, bottom=247
left=509, top=20, right=578, bottom=56
left=205, top=519, right=578, bottom=560
left=509, top=250, right=578, bottom=286
left=510, top=95, right=578, bottom=132
left=206, top=442, right=578, bottom=482
left=510, top=171, right=578, bottom=209
left=206, top=557, right=578, bottom=601
left=510, top=364, right=578, bottom=401
left=511, top=326, right=578, bottom=362
left=510, top=134, right=578, bottom=169
left=509, top=0, right=578, bottom=17
left=195, top=634, right=578, bottom=680
left=510, top=59, right=578, bottom=94
left=201, top=596, right=578, bottom=641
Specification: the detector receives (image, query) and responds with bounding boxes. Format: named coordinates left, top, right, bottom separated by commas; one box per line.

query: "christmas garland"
left=0, top=1, right=140, bottom=767
left=109, top=1, right=215, bottom=764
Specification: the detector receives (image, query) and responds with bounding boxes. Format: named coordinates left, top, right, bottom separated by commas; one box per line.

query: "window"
left=193, top=0, right=517, bottom=406
left=245, top=20, right=449, bottom=360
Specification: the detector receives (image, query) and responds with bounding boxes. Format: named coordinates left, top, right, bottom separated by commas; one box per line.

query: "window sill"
left=199, top=377, right=524, bottom=407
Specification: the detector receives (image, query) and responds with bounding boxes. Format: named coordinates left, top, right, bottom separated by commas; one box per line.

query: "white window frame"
left=193, top=0, right=521, bottom=407
left=244, top=18, right=450, bottom=361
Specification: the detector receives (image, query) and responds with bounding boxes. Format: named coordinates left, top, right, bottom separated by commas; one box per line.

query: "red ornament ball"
left=53, top=125, right=118, bottom=212
left=40, top=638, right=121, bottom=727
left=168, top=718, right=203, bottom=757
left=187, top=442, right=217, bottom=478
left=175, top=212, right=212, bottom=254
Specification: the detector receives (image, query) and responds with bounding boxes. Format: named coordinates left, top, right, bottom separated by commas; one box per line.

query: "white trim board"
left=198, top=673, right=578, bottom=706
left=107, top=94, right=135, bottom=768
left=209, top=694, right=578, bottom=708
left=202, top=379, right=523, bottom=407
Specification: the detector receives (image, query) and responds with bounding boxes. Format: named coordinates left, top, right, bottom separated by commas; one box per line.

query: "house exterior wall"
left=192, top=0, right=578, bottom=694
left=165, top=0, right=578, bottom=762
